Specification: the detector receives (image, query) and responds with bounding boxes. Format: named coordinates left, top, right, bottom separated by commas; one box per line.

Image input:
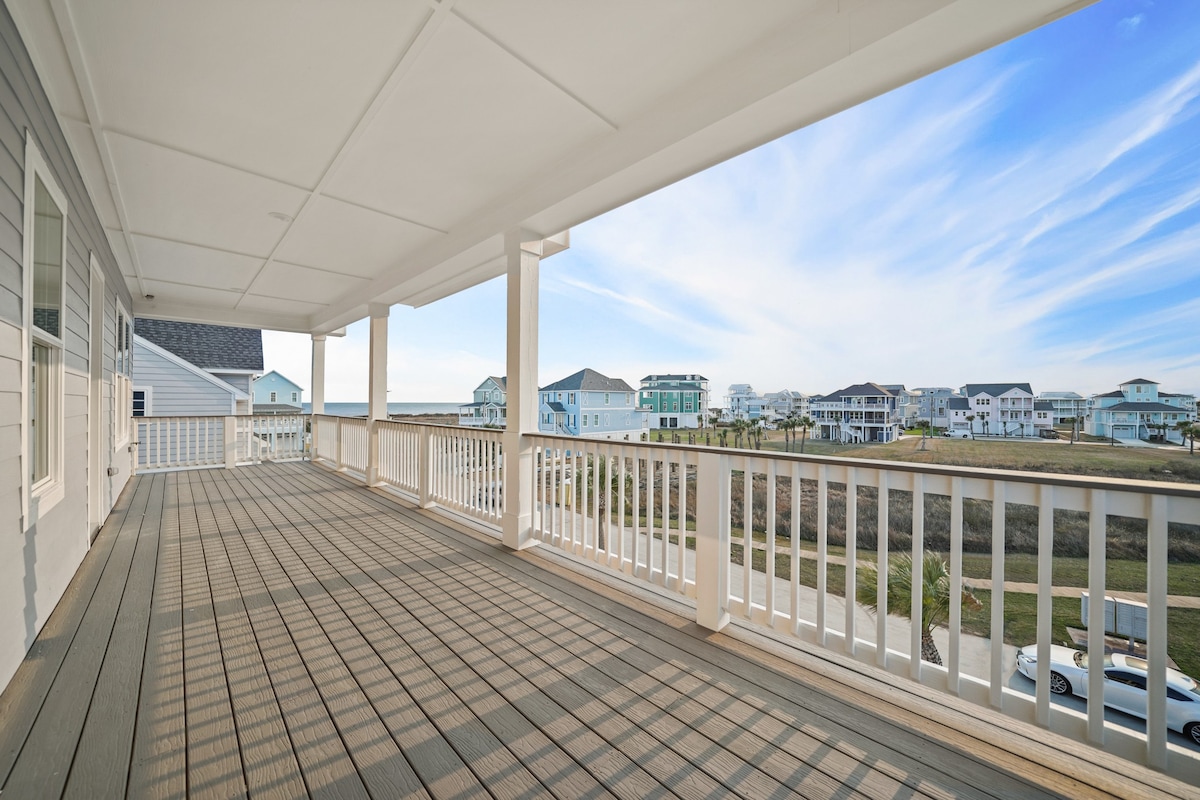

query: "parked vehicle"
left=1015, top=644, right=1200, bottom=745
left=942, top=430, right=971, bottom=439
left=1039, top=429, right=1060, bottom=439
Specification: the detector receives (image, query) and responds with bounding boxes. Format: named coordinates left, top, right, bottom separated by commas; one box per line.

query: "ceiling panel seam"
left=451, top=8, right=618, bottom=131
left=237, top=1, right=456, bottom=315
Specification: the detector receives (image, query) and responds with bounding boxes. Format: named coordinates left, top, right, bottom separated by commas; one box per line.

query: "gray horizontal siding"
left=134, top=340, right=235, bottom=417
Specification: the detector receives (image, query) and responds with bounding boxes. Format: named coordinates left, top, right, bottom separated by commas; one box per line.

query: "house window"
left=582, top=415, right=588, bottom=427
left=568, top=392, right=576, bottom=405
left=604, top=393, right=610, bottom=405
left=593, top=414, right=599, bottom=426
left=132, top=389, right=148, bottom=417
left=270, top=391, right=278, bottom=402
left=25, top=136, right=69, bottom=511
left=114, top=308, right=132, bottom=445
left=291, top=391, right=298, bottom=403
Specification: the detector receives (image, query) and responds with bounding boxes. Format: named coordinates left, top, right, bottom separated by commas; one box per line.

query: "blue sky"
left=265, top=0, right=1200, bottom=403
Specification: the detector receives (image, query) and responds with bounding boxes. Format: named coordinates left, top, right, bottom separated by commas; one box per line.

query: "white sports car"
left=1015, top=644, right=1200, bottom=746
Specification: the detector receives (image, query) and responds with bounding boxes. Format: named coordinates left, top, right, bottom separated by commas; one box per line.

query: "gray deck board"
left=63, top=472, right=166, bottom=800
left=0, top=471, right=136, bottom=786
left=1, top=475, right=154, bottom=798
left=2, top=461, right=1195, bottom=800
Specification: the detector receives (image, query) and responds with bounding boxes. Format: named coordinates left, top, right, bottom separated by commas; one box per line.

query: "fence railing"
left=251, top=417, right=1200, bottom=778
left=135, top=414, right=309, bottom=472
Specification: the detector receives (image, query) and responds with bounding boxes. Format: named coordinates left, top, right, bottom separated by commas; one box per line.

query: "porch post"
left=367, top=305, right=389, bottom=422
left=367, top=304, right=388, bottom=485
left=311, top=334, right=326, bottom=415
left=310, top=334, right=326, bottom=461
left=502, top=228, right=541, bottom=550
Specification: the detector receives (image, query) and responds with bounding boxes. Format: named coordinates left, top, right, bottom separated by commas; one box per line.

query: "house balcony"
left=3, top=415, right=1197, bottom=798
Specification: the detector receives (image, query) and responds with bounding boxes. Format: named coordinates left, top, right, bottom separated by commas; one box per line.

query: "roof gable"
left=255, top=370, right=302, bottom=391
left=134, top=334, right=250, bottom=400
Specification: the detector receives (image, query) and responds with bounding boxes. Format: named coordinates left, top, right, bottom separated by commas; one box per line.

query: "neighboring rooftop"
left=541, top=368, right=634, bottom=394
left=135, top=318, right=263, bottom=372
left=818, top=382, right=895, bottom=401
left=962, top=383, right=1034, bottom=397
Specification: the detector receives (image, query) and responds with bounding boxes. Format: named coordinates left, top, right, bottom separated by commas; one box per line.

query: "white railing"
left=135, top=414, right=310, bottom=472
left=427, top=425, right=504, bottom=525
left=261, top=417, right=1200, bottom=779
left=136, top=416, right=226, bottom=471
left=312, top=417, right=505, bottom=527
left=242, top=414, right=308, bottom=462
left=528, top=435, right=697, bottom=600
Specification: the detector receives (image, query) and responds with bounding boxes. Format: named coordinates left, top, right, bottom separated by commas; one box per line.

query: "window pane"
left=31, top=342, right=50, bottom=483
left=32, top=177, right=64, bottom=339
left=132, top=390, right=146, bottom=417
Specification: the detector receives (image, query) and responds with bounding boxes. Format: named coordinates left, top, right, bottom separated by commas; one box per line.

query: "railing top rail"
left=529, top=431, right=1200, bottom=499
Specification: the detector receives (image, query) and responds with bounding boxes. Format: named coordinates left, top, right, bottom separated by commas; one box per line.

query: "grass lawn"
left=744, top=434, right=1200, bottom=483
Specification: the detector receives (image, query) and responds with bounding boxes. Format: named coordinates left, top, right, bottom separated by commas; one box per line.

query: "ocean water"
left=302, top=401, right=460, bottom=417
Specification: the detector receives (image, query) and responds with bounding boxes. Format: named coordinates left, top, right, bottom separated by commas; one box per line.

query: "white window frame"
left=22, top=133, right=69, bottom=521
left=114, top=303, right=133, bottom=446
left=270, top=390, right=278, bottom=402
left=132, top=386, right=152, bottom=417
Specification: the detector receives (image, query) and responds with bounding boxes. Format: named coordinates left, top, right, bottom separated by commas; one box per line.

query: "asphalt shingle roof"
left=136, top=318, right=263, bottom=371
left=1102, top=402, right=1190, bottom=413
left=962, top=383, right=1033, bottom=398
left=818, top=382, right=894, bottom=401
left=541, top=368, right=633, bottom=393
left=947, top=397, right=970, bottom=410
left=1119, top=378, right=1158, bottom=385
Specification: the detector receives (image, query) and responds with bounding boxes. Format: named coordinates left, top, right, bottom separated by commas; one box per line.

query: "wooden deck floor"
left=0, top=462, right=1192, bottom=799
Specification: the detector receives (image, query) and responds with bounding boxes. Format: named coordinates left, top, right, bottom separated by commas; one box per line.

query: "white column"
left=311, top=334, right=326, bottom=415
left=367, top=304, right=389, bottom=422
left=367, top=305, right=388, bottom=486
left=502, top=228, right=541, bottom=551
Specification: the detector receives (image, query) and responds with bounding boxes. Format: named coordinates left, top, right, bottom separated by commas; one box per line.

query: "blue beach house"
left=253, top=370, right=304, bottom=413
left=538, top=368, right=641, bottom=440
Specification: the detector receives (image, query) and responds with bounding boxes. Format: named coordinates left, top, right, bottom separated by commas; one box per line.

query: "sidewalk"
left=815, top=552, right=1200, bottom=608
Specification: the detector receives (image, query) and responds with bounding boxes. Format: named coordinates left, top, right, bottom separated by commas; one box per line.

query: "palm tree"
left=780, top=412, right=798, bottom=452
left=1062, top=416, right=1075, bottom=444
left=746, top=417, right=763, bottom=450
left=1177, top=420, right=1197, bottom=454
left=857, top=553, right=982, bottom=666
left=964, top=414, right=976, bottom=439
left=797, top=416, right=815, bottom=454
left=730, top=418, right=745, bottom=449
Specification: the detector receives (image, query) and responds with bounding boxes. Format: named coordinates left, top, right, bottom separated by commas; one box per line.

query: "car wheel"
left=1049, top=672, right=1071, bottom=696
left=1186, top=722, right=1200, bottom=747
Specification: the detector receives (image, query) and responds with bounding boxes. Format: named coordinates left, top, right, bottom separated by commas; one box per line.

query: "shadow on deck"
left=0, top=462, right=1191, bottom=799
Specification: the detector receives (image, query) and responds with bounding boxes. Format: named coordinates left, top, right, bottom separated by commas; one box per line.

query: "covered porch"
left=2, top=460, right=1186, bottom=799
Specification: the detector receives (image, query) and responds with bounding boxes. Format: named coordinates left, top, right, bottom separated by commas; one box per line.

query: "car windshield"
left=1071, top=651, right=1113, bottom=670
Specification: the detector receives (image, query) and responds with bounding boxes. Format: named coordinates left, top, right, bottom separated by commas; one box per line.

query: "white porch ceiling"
left=8, top=0, right=1091, bottom=334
